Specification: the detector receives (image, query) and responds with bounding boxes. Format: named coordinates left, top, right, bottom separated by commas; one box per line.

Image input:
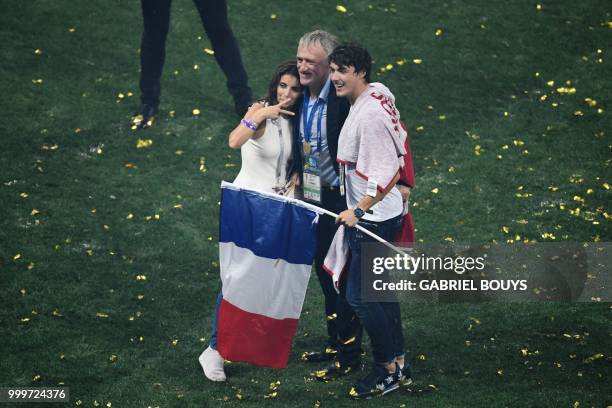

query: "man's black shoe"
left=301, top=346, right=337, bottom=363
left=131, top=104, right=158, bottom=130
left=349, top=363, right=400, bottom=399
left=312, top=359, right=361, bottom=382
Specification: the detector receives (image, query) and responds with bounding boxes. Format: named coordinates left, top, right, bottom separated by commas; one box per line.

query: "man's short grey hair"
left=298, top=30, right=339, bottom=56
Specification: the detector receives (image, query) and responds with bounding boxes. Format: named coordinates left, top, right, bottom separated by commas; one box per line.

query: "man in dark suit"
left=293, top=31, right=362, bottom=380
left=133, top=0, right=252, bottom=128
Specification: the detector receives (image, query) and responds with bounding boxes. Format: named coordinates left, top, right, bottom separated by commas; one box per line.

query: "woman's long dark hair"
left=262, top=60, right=301, bottom=114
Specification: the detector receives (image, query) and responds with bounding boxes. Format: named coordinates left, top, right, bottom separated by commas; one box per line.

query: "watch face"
left=354, top=208, right=365, bottom=218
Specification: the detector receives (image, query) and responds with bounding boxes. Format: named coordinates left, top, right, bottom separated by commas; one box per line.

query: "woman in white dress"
left=199, top=60, right=302, bottom=382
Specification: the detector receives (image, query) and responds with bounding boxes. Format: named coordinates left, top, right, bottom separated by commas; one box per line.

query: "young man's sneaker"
left=348, top=363, right=400, bottom=399
left=397, top=363, right=413, bottom=386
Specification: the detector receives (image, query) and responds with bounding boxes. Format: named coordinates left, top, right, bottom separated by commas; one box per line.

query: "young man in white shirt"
left=330, top=43, right=411, bottom=399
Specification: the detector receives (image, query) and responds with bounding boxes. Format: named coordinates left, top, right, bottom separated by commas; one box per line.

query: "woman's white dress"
left=233, top=116, right=293, bottom=193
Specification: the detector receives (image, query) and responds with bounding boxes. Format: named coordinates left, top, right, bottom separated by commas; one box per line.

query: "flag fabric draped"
left=216, top=182, right=319, bottom=368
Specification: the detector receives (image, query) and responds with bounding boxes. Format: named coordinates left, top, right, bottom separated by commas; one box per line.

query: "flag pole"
left=220, top=182, right=412, bottom=257
left=291, top=199, right=412, bottom=257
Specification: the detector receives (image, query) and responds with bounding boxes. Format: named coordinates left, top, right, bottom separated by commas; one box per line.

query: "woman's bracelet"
left=241, top=119, right=258, bottom=131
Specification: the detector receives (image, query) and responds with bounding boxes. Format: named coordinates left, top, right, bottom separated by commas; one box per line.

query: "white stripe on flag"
left=219, top=242, right=311, bottom=320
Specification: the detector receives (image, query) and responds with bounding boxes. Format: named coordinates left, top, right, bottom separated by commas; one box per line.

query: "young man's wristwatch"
left=353, top=207, right=365, bottom=219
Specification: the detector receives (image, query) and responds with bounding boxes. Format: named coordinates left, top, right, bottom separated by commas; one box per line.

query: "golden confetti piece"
left=13, top=253, right=21, bottom=260
left=439, top=114, right=446, bottom=120
left=96, top=312, right=109, bottom=318
left=556, top=86, right=576, bottom=94
left=145, top=215, right=152, bottom=221
left=192, top=108, right=201, bottom=116
left=68, top=27, right=76, bottom=32
left=171, top=339, right=179, bottom=346
left=584, top=98, right=597, bottom=107
left=31, top=209, right=40, bottom=216
left=20, top=288, right=27, bottom=296
left=497, top=369, right=503, bottom=375
left=416, top=125, right=424, bottom=131
left=154, top=214, right=160, bottom=220
left=106, top=402, right=112, bottom=408
left=448, top=166, right=455, bottom=172
left=336, top=5, right=347, bottom=12
left=496, top=154, right=503, bottom=160
left=574, top=110, right=584, bottom=116
left=109, top=354, right=118, bottom=362
left=86, top=249, right=94, bottom=256
left=32, top=78, right=44, bottom=84
left=536, top=4, right=542, bottom=10
left=502, top=226, right=509, bottom=234
left=385, top=63, right=393, bottom=70
left=435, top=28, right=443, bottom=36
left=431, top=188, right=439, bottom=194
left=126, top=213, right=134, bottom=220
left=52, top=309, right=62, bottom=317
left=136, top=275, right=147, bottom=281
left=203, top=48, right=214, bottom=55
left=465, top=340, right=471, bottom=346
left=136, top=138, right=153, bottom=149
left=397, top=59, right=406, bottom=66
left=413, top=58, right=423, bottom=64
left=539, top=94, right=548, bottom=101
left=474, top=145, right=482, bottom=156
left=270, top=13, right=277, bottom=19
left=200, top=157, right=208, bottom=173
left=513, top=139, right=525, bottom=146
left=137, top=294, right=144, bottom=300
left=597, top=108, right=604, bottom=114
left=33, top=374, right=41, bottom=381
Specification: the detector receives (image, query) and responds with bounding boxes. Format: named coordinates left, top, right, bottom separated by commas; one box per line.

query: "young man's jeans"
left=345, top=214, right=405, bottom=364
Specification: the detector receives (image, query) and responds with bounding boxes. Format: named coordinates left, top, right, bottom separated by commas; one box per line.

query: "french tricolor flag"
left=216, top=182, right=319, bottom=368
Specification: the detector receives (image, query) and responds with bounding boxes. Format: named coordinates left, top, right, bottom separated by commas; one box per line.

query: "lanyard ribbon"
left=302, top=89, right=325, bottom=151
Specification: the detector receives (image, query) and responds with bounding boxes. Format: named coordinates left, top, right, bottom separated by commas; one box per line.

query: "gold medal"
left=303, top=142, right=312, bottom=155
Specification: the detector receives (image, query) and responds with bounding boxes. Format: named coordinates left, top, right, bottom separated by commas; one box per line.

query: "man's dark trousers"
left=139, top=0, right=251, bottom=107
left=316, top=186, right=362, bottom=364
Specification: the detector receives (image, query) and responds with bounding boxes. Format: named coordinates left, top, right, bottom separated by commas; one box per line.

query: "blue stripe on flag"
left=220, top=187, right=318, bottom=265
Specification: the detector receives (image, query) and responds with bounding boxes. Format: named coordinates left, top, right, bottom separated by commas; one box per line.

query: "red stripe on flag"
left=217, top=298, right=299, bottom=369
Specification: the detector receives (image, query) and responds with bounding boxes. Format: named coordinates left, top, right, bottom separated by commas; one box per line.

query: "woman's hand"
left=254, top=101, right=295, bottom=122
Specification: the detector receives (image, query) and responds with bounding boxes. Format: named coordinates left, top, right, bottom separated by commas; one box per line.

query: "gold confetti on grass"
left=336, top=5, right=347, bottom=13
left=413, top=58, right=423, bottom=64
left=203, top=48, right=214, bottom=55
left=96, top=312, right=109, bottom=318
left=192, top=108, right=201, bottom=116
left=199, top=157, right=207, bottom=174
left=136, top=139, right=153, bottom=149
